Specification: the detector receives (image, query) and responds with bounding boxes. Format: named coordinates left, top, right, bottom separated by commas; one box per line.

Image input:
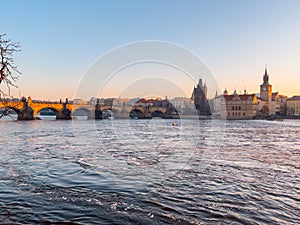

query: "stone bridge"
left=0, top=97, right=185, bottom=120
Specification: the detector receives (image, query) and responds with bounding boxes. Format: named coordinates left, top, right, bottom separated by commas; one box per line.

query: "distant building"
left=211, top=90, right=227, bottom=116
left=103, top=98, right=115, bottom=106
left=73, top=99, right=88, bottom=104
left=272, top=92, right=288, bottom=116
left=220, top=89, right=258, bottom=119
left=191, top=78, right=211, bottom=115
left=169, top=97, right=194, bottom=109
left=287, top=96, right=300, bottom=116
left=113, top=98, right=131, bottom=106
left=256, top=66, right=287, bottom=117
left=213, top=66, right=288, bottom=120
left=89, top=97, right=98, bottom=105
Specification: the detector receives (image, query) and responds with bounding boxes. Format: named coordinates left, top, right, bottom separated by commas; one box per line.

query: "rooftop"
left=287, top=96, right=300, bottom=101
left=223, top=94, right=256, bottom=101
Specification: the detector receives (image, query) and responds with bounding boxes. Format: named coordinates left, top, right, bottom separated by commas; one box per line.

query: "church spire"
left=265, top=64, right=268, bottom=74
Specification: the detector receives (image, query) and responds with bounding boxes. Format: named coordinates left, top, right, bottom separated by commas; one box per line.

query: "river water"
left=0, top=117, right=299, bottom=224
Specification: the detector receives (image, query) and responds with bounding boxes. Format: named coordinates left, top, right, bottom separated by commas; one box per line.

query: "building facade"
left=220, top=90, right=258, bottom=119
left=212, top=66, right=288, bottom=120
left=272, top=92, right=288, bottom=116
left=287, top=96, right=300, bottom=116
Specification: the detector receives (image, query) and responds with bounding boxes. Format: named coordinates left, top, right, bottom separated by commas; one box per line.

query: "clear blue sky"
left=0, top=0, right=299, bottom=100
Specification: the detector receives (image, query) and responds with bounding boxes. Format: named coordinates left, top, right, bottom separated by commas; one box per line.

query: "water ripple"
left=0, top=119, right=299, bottom=224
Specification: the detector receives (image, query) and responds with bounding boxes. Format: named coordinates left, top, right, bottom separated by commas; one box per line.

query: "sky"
left=0, top=0, right=299, bottom=100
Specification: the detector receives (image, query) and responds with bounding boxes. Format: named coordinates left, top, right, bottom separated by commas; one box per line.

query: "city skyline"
left=0, top=0, right=299, bottom=100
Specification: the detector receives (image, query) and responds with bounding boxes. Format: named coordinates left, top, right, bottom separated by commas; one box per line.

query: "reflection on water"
left=0, top=119, right=299, bottom=224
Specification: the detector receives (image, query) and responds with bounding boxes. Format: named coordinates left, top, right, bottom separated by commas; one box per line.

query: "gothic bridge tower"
left=192, top=78, right=211, bottom=115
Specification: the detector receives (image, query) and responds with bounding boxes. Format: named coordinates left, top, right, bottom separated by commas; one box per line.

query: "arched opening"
left=129, top=109, right=144, bottom=119
left=0, top=106, right=19, bottom=120
left=102, top=109, right=114, bottom=119
left=37, top=107, right=58, bottom=120
left=72, top=108, right=93, bottom=120
left=151, top=110, right=164, bottom=118
left=171, top=108, right=180, bottom=119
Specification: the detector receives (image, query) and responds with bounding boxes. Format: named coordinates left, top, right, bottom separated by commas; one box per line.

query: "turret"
left=198, top=78, right=203, bottom=88
left=223, top=88, right=228, bottom=95
left=203, top=82, right=207, bottom=97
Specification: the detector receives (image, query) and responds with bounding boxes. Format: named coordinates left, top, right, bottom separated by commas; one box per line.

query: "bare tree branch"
left=0, top=34, right=21, bottom=119
left=0, top=34, right=21, bottom=86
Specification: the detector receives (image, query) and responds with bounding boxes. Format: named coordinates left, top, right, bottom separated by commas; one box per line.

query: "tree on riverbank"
left=0, top=34, right=21, bottom=98
left=0, top=34, right=21, bottom=118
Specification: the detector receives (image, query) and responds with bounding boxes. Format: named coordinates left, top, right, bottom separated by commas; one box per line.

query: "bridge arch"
left=0, top=106, right=21, bottom=114
left=0, top=106, right=20, bottom=119
left=36, top=107, right=59, bottom=119
left=129, top=109, right=145, bottom=119
left=151, top=110, right=164, bottom=118
left=72, top=107, right=93, bottom=119
left=102, top=109, right=115, bottom=119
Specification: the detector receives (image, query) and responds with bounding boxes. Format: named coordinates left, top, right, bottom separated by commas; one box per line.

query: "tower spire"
left=265, top=64, right=268, bottom=75
left=263, top=64, right=269, bottom=84
left=198, top=78, right=203, bottom=88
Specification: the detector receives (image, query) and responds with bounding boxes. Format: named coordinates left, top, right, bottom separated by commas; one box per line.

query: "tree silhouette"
left=0, top=34, right=21, bottom=99
left=0, top=34, right=21, bottom=119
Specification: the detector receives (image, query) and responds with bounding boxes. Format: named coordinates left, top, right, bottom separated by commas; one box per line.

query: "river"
left=0, top=117, right=299, bottom=224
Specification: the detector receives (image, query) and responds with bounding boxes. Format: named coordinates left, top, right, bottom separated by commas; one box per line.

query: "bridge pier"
left=94, top=109, right=102, bottom=119
left=94, top=99, right=103, bottom=119
left=18, top=107, right=35, bottom=120
left=55, top=100, right=72, bottom=120
left=17, top=98, right=35, bottom=120
left=56, top=108, right=72, bottom=120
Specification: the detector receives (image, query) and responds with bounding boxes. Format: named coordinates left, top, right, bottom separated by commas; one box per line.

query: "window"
left=243, top=112, right=245, bottom=116
left=232, top=106, right=234, bottom=110
left=239, top=106, right=241, bottom=110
